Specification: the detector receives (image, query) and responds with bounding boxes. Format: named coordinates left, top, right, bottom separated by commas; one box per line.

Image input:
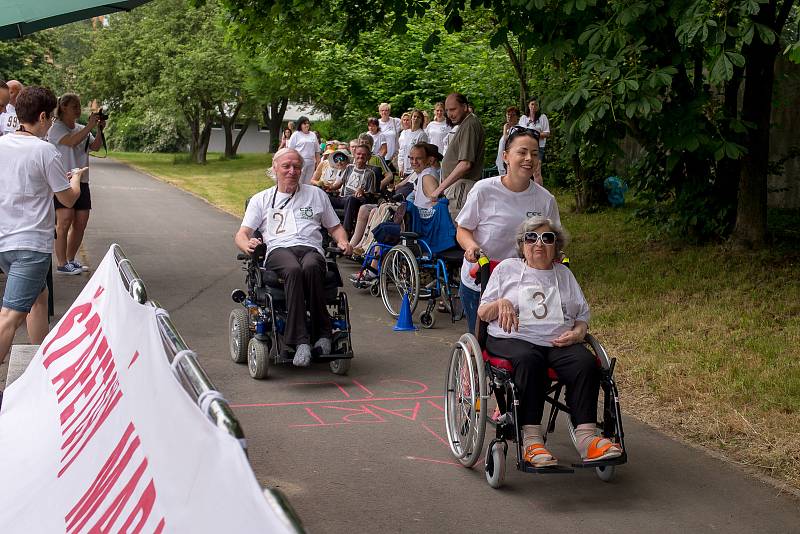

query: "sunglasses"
left=523, top=231, right=556, bottom=245
left=332, top=155, right=348, bottom=163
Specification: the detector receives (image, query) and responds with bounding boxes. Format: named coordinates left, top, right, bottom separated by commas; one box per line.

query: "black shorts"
left=54, top=182, right=92, bottom=211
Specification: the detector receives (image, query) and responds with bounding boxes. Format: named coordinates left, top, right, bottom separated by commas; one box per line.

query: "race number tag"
left=265, top=207, right=298, bottom=240
left=518, top=284, right=565, bottom=326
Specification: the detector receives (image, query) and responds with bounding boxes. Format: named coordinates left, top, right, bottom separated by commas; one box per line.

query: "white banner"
left=0, top=247, right=293, bottom=533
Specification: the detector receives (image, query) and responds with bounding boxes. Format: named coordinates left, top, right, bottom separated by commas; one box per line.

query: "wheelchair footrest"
left=570, top=452, right=627, bottom=469
left=314, top=351, right=354, bottom=362
left=521, top=464, right=575, bottom=474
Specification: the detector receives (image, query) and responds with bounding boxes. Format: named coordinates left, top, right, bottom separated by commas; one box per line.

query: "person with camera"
left=48, top=94, right=106, bottom=275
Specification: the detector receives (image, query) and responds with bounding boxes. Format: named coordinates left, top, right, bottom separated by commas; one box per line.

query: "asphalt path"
left=7, top=157, right=799, bottom=533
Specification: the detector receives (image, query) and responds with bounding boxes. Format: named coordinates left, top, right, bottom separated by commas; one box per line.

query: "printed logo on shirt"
left=526, top=210, right=543, bottom=217
left=298, top=206, right=314, bottom=219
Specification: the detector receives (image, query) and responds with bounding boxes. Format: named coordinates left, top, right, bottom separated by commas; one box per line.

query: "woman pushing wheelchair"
left=235, top=148, right=352, bottom=367
left=478, top=216, right=622, bottom=466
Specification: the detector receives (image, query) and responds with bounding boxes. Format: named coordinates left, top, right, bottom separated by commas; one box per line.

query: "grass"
left=109, top=152, right=273, bottom=216
left=110, top=151, right=800, bottom=489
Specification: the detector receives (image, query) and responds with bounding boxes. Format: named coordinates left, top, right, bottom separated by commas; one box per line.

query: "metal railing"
left=111, top=244, right=305, bottom=533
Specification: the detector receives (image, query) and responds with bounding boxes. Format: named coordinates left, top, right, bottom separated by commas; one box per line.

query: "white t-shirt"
left=0, top=134, right=70, bottom=253
left=411, top=166, right=439, bottom=216
left=242, top=184, right=340, bottom=258
left=495, top=135, right=506, bottom=174
left=481, top=259, right=590, bottom=347
left=48, top=120, right=93, bottom=183
left=442, top=124, right=459, bottom=156
left=456, top=176, right=560, bottom=291
left=321, top=164, right=347, bottom=187
left=287, top=131, right=320, bottom=163
left=398, top=129, right=429, bottom=174
left=367, top=131, right=388, bottom=157
left=425, top=120, right=451, bottom=154
left=1, top=104, right=18, bottom=135
left=378, top=117, right=401, bottom=159
left=519, top=114, right=550, bottom=148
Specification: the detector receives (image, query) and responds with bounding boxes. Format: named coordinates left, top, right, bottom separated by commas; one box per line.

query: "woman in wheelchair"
left=478, top=216, right=622, bottom=466
left=235, top=148, right=352, bottom=367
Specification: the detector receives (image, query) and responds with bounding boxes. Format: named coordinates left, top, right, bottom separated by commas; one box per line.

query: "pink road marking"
left=289, top=381, right=351, bottom=398
left=420, top=422, right=449, bottom=448
left=289, top=420, right=389, bottom=428
left=404, top=456, right=462, bottom=467
left=303, top=407, right=326, bottom=425
left=230, top=395, right=440, bottom=409
left=380, top=379, right=429, bottom=395
left=426, top=399, right=445, bottom=412
left=351, top=379, right=374, bottom=398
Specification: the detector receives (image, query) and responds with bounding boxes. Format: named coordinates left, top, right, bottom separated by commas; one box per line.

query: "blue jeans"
left=459, top=282, right=481, bottom=335
left=0, top=250, right=51, bottom=312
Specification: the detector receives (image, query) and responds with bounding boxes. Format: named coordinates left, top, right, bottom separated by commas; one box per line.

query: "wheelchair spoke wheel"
left=444, top=333, right=487, bottom=467
left=229, top=308, right=250, bottom=364
left=379, top=245, right=420, bottom=318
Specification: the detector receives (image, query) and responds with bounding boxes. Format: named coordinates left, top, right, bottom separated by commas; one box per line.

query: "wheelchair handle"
left=325, top=246, right=346, bottom=257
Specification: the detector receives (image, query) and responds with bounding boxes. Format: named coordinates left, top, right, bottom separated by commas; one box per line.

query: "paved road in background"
left=11, top=158, right=798, bottom=533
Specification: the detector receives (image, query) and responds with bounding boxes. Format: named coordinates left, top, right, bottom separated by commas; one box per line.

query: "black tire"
left=369, top=280, right=381, bottom=297
left=420, top=312, right=436, bottom=329
left=229, top=308, right=250, bottom=364
left=444, top=333, right=487, bottom=467
left=379, top=245, right=420, bottom=318
left=485, top=441, right=507, bottom=489
left=330, top=358, right=351, bottom=375
left=248, top=338, right=270, bottom=379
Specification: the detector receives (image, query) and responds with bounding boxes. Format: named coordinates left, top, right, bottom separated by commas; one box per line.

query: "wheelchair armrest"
left=400, top=231, right=419, bottom=240
left=262, top=270, right=280, bottom=287
left=236, top=253, right=249, bottom=261
left=585, top=333, right=612, bottom=371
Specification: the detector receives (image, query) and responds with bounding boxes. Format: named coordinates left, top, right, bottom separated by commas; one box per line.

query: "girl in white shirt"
left=519, top=97, right=550, bottom=177
left=425, top=102, right=451, bottom=155
left=366, top=117, right=388, bottom=159
left=398, top=110, right=429, bottom=177
left=287, top=116, right=321, bottom=185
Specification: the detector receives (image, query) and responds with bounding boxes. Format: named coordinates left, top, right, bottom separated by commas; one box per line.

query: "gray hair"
left=515, top=216, right=569, bottom=258
left=267, top=148, right=302, bottom=179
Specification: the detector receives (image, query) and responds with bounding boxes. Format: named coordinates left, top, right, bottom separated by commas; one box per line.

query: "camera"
left=95, top=108, right=109, bottom=121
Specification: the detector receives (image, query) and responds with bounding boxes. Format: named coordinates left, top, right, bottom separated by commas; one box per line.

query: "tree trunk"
left=184, top=105, right=202, bottom=163
left=503, top=38, right=529, bottom=110
left=263, top=97, right=288, bottom=152
left=732, top=1, right=788, bottom=245
left=232, top=121, right=250, bottom=155
left=219, top=102, right=244, bottom=159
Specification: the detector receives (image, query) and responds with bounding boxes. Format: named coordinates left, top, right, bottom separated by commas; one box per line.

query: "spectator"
left=278, top=127, right=292, bottom=150
left=0, top=81, right=9, bottom=136
left=357, top=133, right=393, bottom=191
left=287, top=116, right=321, bottom=185
left=2, top=80, right=23, bottom=135
left=49, top=93, right=105, bottom=275
left=519, top=97, right=550, bottom=176
left=422, top=110, right=430, bottom=129
left=496, top=106, right=521, bottom=176
left=0, top=86, right=83, bottom=368
left=366, top=117, right=388, bottom=159
left=311, top=149, right=350, bottom=192
left=431, top=93, right=485, bottom=219
left=329, top=144, right=381, bottom=235
left=377, top=103, right=402, bottom=164
left=398, top=109, right=429, bottom=177
left=425, top=102, right=451, bottom=155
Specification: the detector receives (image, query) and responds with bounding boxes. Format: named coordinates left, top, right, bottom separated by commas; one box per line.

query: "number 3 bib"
left=265, top=207, right=298, bottom=240
left=518, top=283, right=565, bottom=326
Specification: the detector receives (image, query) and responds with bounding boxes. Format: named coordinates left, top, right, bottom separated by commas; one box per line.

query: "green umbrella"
left=0, top=0, right=152, bottom=40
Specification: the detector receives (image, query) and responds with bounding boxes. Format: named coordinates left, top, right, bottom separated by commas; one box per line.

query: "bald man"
left=2, top=80, right=22, bottom=135
left=0, top=81, right=9, bottom=137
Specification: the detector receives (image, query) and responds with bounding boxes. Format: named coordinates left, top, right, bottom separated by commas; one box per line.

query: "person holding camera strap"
left=48, top=93, right=105, bottom=275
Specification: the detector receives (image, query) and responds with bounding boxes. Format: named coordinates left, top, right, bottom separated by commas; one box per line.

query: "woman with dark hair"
left=365, top=117, right=388, bottom=159
left=49, top=93, right=105, bottom=275
left=519, top=97, right=550, bottom=175
left=0, top=86, right=83, bottom=368
left=278, top=127, right=292, bottom=150
left=496, top=106, right=521, bottom=176
left=287, top=116, right=320, bottom=184
left=456, top=127, right=559, bottom=335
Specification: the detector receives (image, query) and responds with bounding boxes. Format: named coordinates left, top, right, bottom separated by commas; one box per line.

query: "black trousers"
left=485, top=335, right=599, bottom=427
left=265, top=246, right=331, bottom=346
left=329, top=194, right=364, bottom=234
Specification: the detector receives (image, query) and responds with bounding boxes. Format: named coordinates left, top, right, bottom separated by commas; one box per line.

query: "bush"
left=105, top=109, right=188, bottom=153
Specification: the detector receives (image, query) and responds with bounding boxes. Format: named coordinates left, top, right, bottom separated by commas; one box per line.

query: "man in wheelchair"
left=477, top=216, right=623, bottom=466
left=235, top=148, right=352, bottom=367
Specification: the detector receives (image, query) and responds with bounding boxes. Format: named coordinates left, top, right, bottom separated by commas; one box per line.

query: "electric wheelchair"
left=444, top=257, right=627, bottom=488
left=229, top=234, right=354, bottom=379
left=351, top=199, right=464, bottom=328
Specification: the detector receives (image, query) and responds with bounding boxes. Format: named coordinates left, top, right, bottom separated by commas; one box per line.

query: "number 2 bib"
left=265, top=207, right=298, bottom=240
left=518, top=283, right=565, bottom=326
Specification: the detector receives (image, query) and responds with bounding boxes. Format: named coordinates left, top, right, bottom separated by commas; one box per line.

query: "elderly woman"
left=287, top=116, right=320, bottom=185
left=311, top=149, right=350, bottom=192
left=235, top=148, right=351, bottom=367
left=457, top=127, right=559, bottom=335
left=478, top=217, right=622, bottom=466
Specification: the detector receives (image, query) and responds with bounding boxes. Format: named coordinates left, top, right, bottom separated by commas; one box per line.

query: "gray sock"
left=293, top=344, right=312, bottom=367
left=314, top=337, right=332, bottom=355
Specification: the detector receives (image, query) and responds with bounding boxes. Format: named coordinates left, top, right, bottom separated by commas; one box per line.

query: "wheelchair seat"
left=482, top=349, right=560, bottom=381
left=437, top=246, right=465, bottom=265
left=258, top=267, right=341, bottom=304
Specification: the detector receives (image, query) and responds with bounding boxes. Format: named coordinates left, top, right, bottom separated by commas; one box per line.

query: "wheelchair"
left=443, top=258, right=627, bottom=488
left=351, top=200, right=464, bottom=329
left=228, top=237, right=354, bottom=379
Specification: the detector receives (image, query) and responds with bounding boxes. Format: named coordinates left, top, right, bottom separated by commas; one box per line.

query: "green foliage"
left=0, top=32, right=58, bottom=85
left=104, top=108, right=189, bottom=152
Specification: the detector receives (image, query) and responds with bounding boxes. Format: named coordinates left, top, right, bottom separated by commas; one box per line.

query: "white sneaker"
left=57, top=263, right=81, bottom=275
left=69, top=260, right=89, bottom=272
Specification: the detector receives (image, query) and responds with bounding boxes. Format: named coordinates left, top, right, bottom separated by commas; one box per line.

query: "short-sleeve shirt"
left=378, top=117, right=402, bottom=159
left=519, top=114, right=550, bottom=148
left=481, top=258, right=590, bottom=347
left=441, top=113, right=485, bottom=183
left=1, top=104, right=18, bottom=135
left=0, top=134, right=70, bottom=253
left=425, top=120, right=451, bottom=155
left=287, top=131, right=320, bottom=163
left=241, top=184, right=339, bottom=257
left=367, top=131, right=389, bottom=157
left=398, top=129, right=429, bottom=173
left=48, top=120, right=93, bottom=183
left=341, top=165, right=378, bottom=197
left=456, top=176, right=560, bottom=291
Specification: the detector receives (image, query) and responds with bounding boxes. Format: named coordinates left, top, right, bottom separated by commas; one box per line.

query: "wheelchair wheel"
left=420, top=311, right=436, bottom=329
left=247, top=338, right=270, bottom=379
left=329, top=358, right=351, bottom=376
left=595, top=464, right=616, bottom=482
left=369, top=280, right=381, bottom=297
left=229, top=308, right=250, bottom=364
left=380, top=245, right=420, bottom=317
left=484, top=440, right=507, bottom=489
left=444, top=333, right=487, bottom=467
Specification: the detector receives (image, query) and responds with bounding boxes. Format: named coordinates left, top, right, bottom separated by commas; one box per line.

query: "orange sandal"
left=523, top=443, right=558, bottom=467
left=584, top=437, right=622, bottom=461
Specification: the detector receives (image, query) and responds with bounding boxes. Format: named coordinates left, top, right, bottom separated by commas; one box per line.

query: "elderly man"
left=0, top=81, right=9, bottom=136
left=430, top=93, right=485, bottom=219
left=235, top=148, right=352, bottom=367
left=2, top=80, right=22, bottom=135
